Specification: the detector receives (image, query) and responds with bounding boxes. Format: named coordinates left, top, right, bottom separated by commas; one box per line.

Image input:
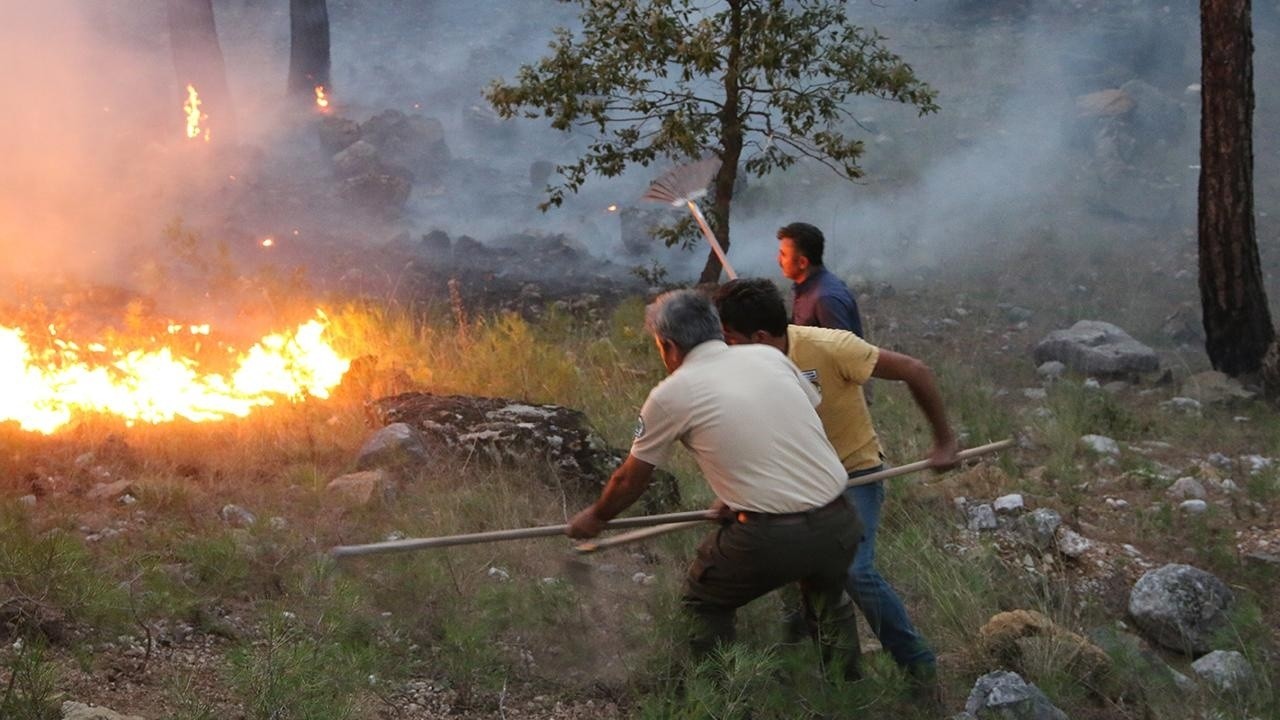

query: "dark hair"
left=713, top=278, right=788, bottom=338
left=645, top=289, right=724, bottom=352
left=776, top=222, right=825, bottom=266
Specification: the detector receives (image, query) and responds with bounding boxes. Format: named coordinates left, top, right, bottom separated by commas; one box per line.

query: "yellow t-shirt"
left=786, top=325, right=883, bottom=473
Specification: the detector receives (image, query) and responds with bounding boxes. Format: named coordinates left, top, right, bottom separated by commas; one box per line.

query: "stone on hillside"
left=1166, top=477, right=1206, bottom=500
left=356, top=422, right=431, bottom=474
left=1081, top=434, right=1120, bottom=456
left=1180, top=371, right=1255, bottom=404
left=1033, top=321, right=1159, bottom=377
left=1037, top=361, right=1066, bottom=381
left=368, top=392, right=681, bottom=506
left=967, top=503, right=998, bottom=531
left=1160, top=397, right=1202, bottom=414
left=994, top=493, right=1025, bottom=514
left=332, top=140, right=381, bottom=178
left=1056, top=527, right=1092, bottom=558
left=1191, top=650, right=1254, bottom=695
left=327, top=469, right=399, bottom=506
left=219, top=504, right=256, bottom=528
left=360, top=109, right=449, bottom=181
left=963, top=670, right=1069, bottom=720
left=1020, top=508, right=1062, bottom=550
left=317, top=115, right=361, bottom=154
left=1128, top=563, right=1233, bottom=654
left=61, top=702, right=146, bottom=720
left=1178, top=499, right=1207, bottom=514
left=339, top=171, right=412, bottom=214
left=86, top=479, right=133, bottom=501
left=979, top=609, right=1110, bottom=678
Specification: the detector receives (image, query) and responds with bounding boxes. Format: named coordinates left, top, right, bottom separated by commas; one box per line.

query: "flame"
left=261, top=237, right=275, bottom=248
left=0, top=313, right=350, bottom=434
left=183, top=84, right=210, bottom=142
left=314, top=85, right=330, bottom=110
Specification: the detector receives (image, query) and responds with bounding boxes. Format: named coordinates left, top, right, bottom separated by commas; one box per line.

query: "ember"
left=315, top=84, right=330, bottom=111
left=0, top=313, right=349, bottom=434
left=182, top=83, right=209, bottom=141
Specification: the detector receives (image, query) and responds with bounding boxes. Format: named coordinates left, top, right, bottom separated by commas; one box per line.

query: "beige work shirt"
left=629, top=340, right=847, bottom=513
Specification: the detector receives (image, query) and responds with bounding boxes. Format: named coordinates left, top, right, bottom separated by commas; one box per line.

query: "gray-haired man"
left=568, top=289, right=864, bottom=679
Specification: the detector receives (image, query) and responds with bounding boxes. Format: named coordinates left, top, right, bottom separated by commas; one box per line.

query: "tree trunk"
left=698, top=0, right=744, bottom=285
left=288, top=0, right=332, bottom=100
left=167, top=0, right=237, bottom=143
left=1198, top=0, right=1274, bottom=376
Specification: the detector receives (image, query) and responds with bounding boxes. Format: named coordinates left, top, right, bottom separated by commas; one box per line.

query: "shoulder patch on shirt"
left=801, top=368, right=821, bottom=394
left=633, top=415, right=646, bottom=440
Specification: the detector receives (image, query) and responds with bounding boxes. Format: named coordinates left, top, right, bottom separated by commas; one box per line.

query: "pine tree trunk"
left=167, top=0, right=237, bottom=143
left=1198, top=0, right=1274, bottom=376
left=288, top=0, right=331, bottom=99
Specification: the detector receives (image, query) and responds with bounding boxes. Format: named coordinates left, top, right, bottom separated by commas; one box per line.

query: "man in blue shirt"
left=777, top=222, right=864, bottom=337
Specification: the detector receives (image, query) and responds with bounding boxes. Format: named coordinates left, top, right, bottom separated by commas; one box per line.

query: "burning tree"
left=486, top=0, right=936, bottom=283
left=1197, top=0, right=1279, bottom=392
left=167, top=0, right=237, bottom=143
left=288, top=0, right=333, bottom=106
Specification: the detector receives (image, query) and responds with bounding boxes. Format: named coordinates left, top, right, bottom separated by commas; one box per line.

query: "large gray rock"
left=355, top=422, right=431, bottom=472
left=1128, top=563, right=1234, bottom=654
left=62, top=701, right=146, bottom=720
left=963, top=670, right=1069, bottom=720
left=368, top=392, right=680, bottom=506
left=1020, top=508, right=1062, bottom=550
left=360, top=109, right=449, bottom=181
left=1033, top=321, right=1159, bottom=377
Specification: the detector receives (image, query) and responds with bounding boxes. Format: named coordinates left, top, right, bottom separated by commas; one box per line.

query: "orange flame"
left=314, top=85, right=330, bottom=111
left=183, top=84, right=210, bottom=142
left=0, top=313, right=350, bottom=434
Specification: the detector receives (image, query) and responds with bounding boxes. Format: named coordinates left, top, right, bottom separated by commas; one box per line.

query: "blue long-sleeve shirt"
left=792, top=266, right=864, bottom=338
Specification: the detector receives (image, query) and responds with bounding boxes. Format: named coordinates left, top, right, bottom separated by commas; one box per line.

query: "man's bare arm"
left=567, top=454, right=656, bottom=538
left=871, top=350, right=959, bottom=469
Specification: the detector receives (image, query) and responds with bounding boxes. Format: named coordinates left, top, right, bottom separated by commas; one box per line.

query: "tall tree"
left=167, top=0, right=237, bottom=143
left=288, top=0, right=332, bottom=102
left=1198, top=0, right=1275, bottom=377
left=487, top=0, right=936, bottom=283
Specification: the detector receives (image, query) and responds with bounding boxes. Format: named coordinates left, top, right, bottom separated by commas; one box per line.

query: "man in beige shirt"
left=714, top=278, right=957, bottom=691
left=567, top=289, right=865, bottom=680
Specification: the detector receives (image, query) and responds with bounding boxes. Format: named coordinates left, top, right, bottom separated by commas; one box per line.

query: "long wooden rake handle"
left=572, top=438, right=1015, bottom=555
left=330, top=508, right=720, bottom=558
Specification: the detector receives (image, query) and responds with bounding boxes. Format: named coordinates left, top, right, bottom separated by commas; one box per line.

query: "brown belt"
left=735, top=494, right=848, bottom=525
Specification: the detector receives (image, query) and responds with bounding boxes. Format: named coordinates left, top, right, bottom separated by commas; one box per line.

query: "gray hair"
left=644, top=289, right=724, bottom=352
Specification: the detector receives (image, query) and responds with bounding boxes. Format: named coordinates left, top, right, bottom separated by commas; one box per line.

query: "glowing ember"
left=183, top=83, right=210, bottom=142
left=607, top=204, right=618, bottom=212
left=0, top=313, right=349, bottom=434
left=261, top=237, right=275, bottom=248
left=314, top=85, right=330, bottom=110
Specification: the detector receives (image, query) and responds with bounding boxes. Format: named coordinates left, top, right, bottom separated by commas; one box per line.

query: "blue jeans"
left=843, top=473, right=936, bottom=669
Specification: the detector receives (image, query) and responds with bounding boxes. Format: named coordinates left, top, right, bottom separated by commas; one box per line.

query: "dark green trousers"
left=681, top=497, right=864, bottom=679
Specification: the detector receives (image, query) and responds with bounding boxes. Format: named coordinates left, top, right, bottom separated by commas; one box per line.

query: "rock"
left=1036, top=361, right=1066, bottom=381
left=963, top=670, right=1069, bottom=720
left=219, top=504, right=256, bottom=528
left=86, top=479, right=133, bottom=501
left=1172, top=368, right=1254, bottom=404
left=1160, top=397, right=1202, bottom=414
left=61, top=702, right=147, bottom=720
left=360, top=109, right=449, bottom=181
left=1021, top=508, right=1062, bottom=550
left=1128, top=563, right=1234, bottom=654
left=1081, top=434, right=1120, bottom=456
left=339, top=171, right=412, bottom=214
left=332, top=139, right=382, bottom=178
left=1056, top=527, right=1092, bottom=558
left=355, top=422, right=432, bottom=474
left=979, top=609, right=1110, bottom=678
left=327, top=469, right=399, bottom=506
left=967, top=503, right=998, bottom=531
left=17, top=494, right=36, bottom=507
left=994, top=494, right=1025, bottom=514
left=367, top=392, right=681, bottom=506
left=1033, top=321, right=1159, bottom=377
left=1166, top=477, right=1206, bottom=500
left=1178, top=499, right=1207, bottom=514
left=1190, top=650, right=1254, bottom=695
left=317, top=115, right=362, bottom=154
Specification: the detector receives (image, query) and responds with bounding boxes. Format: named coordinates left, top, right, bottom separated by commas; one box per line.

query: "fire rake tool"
left=572, top=438, right=1016, bottom=555
left=329, top=509, right=720, bottom=559
left=641, top=156, right=737, bottom=279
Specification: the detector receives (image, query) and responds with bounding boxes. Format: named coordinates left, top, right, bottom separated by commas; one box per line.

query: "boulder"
left=1033, top=321, right=1159, bottom=377
left=367, top=392, right=681, bottom=507
left=1180, top=371, right=1255, bottom=404
left=339, top=171, right=412, bottom=214
left=979, top=610, right=1110, bottom=678
left=327, top=469, right=399, bottom=506
left=61, top=702, right=146, bottom=720
left=317, top=115, right=362, bottom=154
left=332, top=140, right=382, bottom=178
left=360, top=109, right=449, bottom=181
left=963, top=670, right=1069, bottom=720
left=1020, top=508, right=1062, bottom=550
left=1190, top=649, right=1254, bottom=695
left=1128, top=563, right=1234, bottom=654
left=355, top=423, right=431, bottom=473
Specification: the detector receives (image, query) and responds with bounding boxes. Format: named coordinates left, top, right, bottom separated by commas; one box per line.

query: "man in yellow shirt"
left=714, top=278, right=957, bottom=687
